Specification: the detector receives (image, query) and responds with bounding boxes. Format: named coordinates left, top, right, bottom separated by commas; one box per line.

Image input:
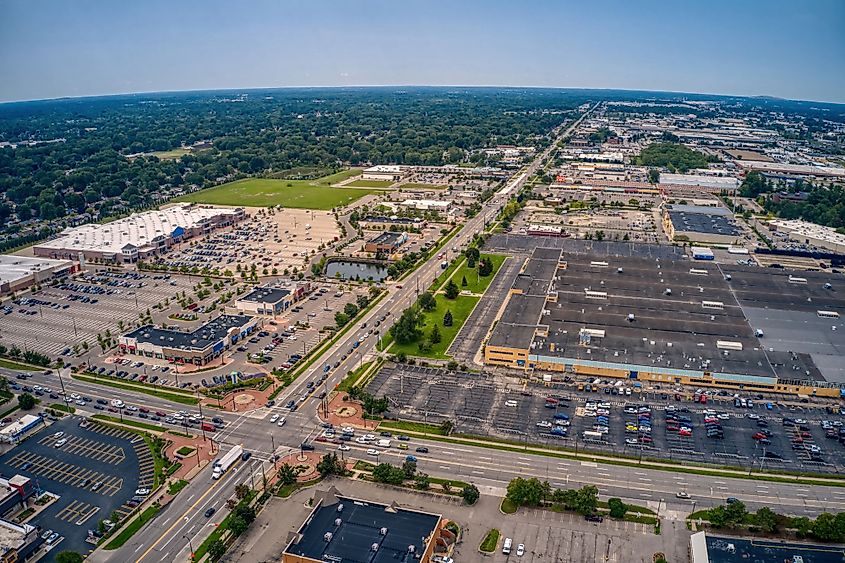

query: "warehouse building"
left=33, top=203, right=245, bottom=263
left=0, top=255, right=78, bottom=296
left=362, top=165, right=405, bottom=182
left=364, top=231, right=407, bottom=254
left=282, top=487, right=451, bottom=563
left=659, top=173, right=740, bottom=194
left=485, top=248, right=845, bottom=397
left=663, top=204, right=743, bottom=244
left=766, top=219, right=845, bottom=254
left=118, top=314, right=258, bottom=366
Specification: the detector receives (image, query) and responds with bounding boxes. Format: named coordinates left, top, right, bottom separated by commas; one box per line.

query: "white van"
left=503, top=537, right=512, bottom=554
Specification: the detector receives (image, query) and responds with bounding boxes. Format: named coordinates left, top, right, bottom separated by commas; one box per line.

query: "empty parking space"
left=0, top=417, right=145, bottom=559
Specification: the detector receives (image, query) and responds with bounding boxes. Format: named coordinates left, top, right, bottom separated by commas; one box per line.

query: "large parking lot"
left=367, top=365, right=845, bottom=474
left=1, top=269, right=195, bottom=357
left=154, top=207, right=340, bottom=276
left=0, top=416, right=149, bottom=561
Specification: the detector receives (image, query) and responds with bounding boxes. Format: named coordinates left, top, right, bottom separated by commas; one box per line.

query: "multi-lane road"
left=5, top=103, right=843, bottom=562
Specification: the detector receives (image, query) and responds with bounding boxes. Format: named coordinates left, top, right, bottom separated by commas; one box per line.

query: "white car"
left=277, top=417, right=286, bottom=427
left=625, top=438, right=639, bottom=446
left=269, top=414, right=279, bottom=423
left=517, top=543, right=525, bottom=556
left=70, top=393, right=81, bottom=400
left=341, top=426, right=355, bottom=434
left=126, top=405, right=139, bottom=412
left=717, top=413, right=730, bottom=420
left=366, top=449, right=379, bottom=456
left=53, top=431, right=64, bottom=438
left=536, top=421, right=553, bottom=428
left=54, top=438, right=67, bottom=448
left=338, top=444, right=350, bottom=451
left=355, top=437, right=369, bottom=444
left=135, top=488, right=150, bottom=496
left=676, top=491, right=691, bottom=499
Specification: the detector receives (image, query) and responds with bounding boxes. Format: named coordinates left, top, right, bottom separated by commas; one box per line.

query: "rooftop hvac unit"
left=725, top=274, right=732, bottom=281
left=380, top=527, right=388, bottom=535
left=627, top=314, right=635, bottom=322
left=324, top=532, right=333, bottom=542
left=665, top=288, right=672, bottom=295
left=617, top=268, right=623, bottom=274
left=407, top=545, right=415, bottom=553
left=371, top=543, right=380, bottom=551
left=337, top=503, right=344, bottom=512
left=334, top=518, right=342, bottom=526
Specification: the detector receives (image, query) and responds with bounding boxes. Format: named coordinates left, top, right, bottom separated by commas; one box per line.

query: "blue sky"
left=1, top=0, right=843, bottom=103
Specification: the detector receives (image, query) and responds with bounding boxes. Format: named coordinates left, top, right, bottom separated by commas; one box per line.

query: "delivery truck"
left=212, top=445, right=243, bottom=479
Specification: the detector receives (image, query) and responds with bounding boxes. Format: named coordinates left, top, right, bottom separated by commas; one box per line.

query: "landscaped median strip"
left=383, top=426, right=845, bottom=488
left=91, top=414, right=168, bottom=433
left=73, top=372, right=199, bottom=405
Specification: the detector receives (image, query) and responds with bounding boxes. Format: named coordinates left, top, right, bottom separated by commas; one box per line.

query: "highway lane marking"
left=136, top=463, right=236, bottom=562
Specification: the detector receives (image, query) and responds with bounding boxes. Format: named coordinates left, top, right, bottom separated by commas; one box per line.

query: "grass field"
left=398, top=183, right=444, bottom=190
left=0, top=358, right=40, bottom=371
left=150, top=147, right=191, bottom=160
left=346, top=179, right=395, bottom=188
left=390, top=294, right=479, bottom=359
left=175, top=171, right=376, bottom=209
left=448, top=253, right=506, bottom=294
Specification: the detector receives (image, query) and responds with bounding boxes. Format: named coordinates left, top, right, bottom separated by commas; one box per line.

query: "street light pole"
left=183, top=534, right=194, bottom=561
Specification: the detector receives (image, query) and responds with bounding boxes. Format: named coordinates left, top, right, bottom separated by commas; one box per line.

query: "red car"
left=752, top=432, right=766, bottom=440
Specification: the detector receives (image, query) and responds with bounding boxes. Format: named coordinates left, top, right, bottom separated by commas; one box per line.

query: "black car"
left=584, top=514, right=603, bottom=523
left=97, top=399, right=108, bottom=405
left=204, top=507, right=216, bottom=518
left=300, top=443, right=315, bottom=451
left=415, top=447, right=429, bottom=453
left=241, top=451, right=252, bottom=461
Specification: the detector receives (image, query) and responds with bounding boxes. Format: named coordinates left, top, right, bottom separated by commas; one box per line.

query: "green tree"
left=18, top=393, right=36, bottom=410
left=207, top=539, right=227, bottom=560
left=443, top=310, right=453, bottom=327
left=444, top=279, right=460, bottom=299
left=402, top=460, right=417, bottom=479
left=429, top=324, right=442, bottom=344
left=316, top=453, right=346, bottom=477
left=278, top=463, right=297, bottom=486
left=465, top=247, right=480, bottom=266
left=439, top=420, right=454, bottom=435
left=228, top=515, right=248, bottom=536
left=607, top=497, right=627, bottom=519
left=647, top=169, right=660, bottom=184
left=343, top=302, right=359, bottom=317
left=390, top=307, right=424, bottom=344
left=754, top=507, right=779, bottom=534
left=461, top=275, right=468, bottom=286
left=462, top=483, right=480, bottom=505
left=414, top=472, right=431, bottom=490
left=334, top=312, right=350, bottom=327
left=506, top=477, right=547, bottom=507
left=478, top=257, right=493, bottom=276
left=812, top=512, right=839, bottom=542
left=417, top=291, right=437, bottom=312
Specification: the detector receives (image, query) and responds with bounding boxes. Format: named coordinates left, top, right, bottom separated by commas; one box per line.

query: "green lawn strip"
left=150, top=148, right=190, bottom=160
left=501, top=498, right=518, bottom=514
left=447, top=253, right=506, bottom=294
left=430, top=258, right=465, bottom=292
left=596, top=499, right=655, bottom=515
left=176, top=446, right=195, bottom=456
left=479, top=529, right=500, bottom=552
left=167, top=479, right=189, bottom=495
left=276, top=477, right=324, bottom=498
left=49, top=403, right=75, bottom=414
left=396, top=225, right=461, bottom=284
left=346, top=179, right=394, bottom=188
left=317, top=169, right=363, bottom=184
left=336, top=359, right=382, bottom=392
left=390, top=427, right=845, bottom=487
left=73, top=373, right=198, bottom=405
left=103, top=504, right=160, bottom=549
left=0, top=404, right=20, bottom=419
left=91, top=415, right=167, bottom=433
left=353, top=460, right=376, bottom=472
left=0, top=358, right=42, bottom=371
left=175, top=177, right=377, bottom=209
left=379, top=420, right=447, bottom=436
left=390, top=294, right=479, bottom=359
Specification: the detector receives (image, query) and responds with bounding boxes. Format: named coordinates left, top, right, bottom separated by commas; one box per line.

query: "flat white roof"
left=35, top=203, right=240, bottom=255
left=660, top=173, right=739, bottom=189
left=0, top=255, right=73, bottom=285
left=736, top=160, right=845, bottom=178
left=364, top=165, right=404, bottom=173
left=0, top=415, right=42, bottom=437
left=769, top=219, right=845, bottom=247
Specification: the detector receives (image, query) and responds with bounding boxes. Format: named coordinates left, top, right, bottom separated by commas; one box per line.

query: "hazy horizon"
left=1, top=0, right=843, bottom=104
